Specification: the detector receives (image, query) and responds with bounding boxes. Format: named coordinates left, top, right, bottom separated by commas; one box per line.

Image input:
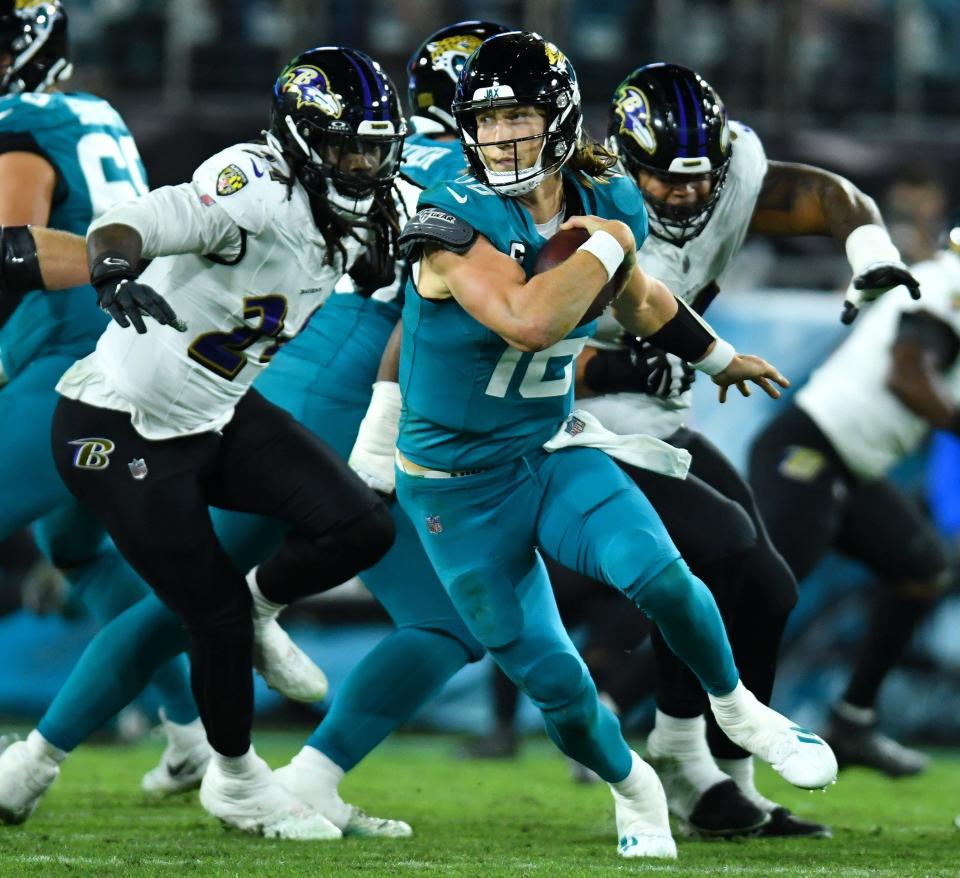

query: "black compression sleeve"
left=642, top=297, right=715, bottom=364
left=0, top=225, right=43, bottom=327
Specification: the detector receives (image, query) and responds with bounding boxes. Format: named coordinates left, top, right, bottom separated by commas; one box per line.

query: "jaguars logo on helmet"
left=426, top=33, right=484, bottom=82
left=278, top=64, right=342, bottom=118
left=406, top=21, right=510, bottom=134
left=613, top=85, right=657, bottom=155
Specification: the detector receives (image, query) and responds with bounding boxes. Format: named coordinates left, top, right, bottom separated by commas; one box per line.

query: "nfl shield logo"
left=564, top=415, right=585, bottom=437
left=426, top=514, right=443, bottom=535
left=128, top=458, right=149, bottom=480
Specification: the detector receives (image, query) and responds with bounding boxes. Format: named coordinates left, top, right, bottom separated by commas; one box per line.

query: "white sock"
left=247, top=567, right=285, bottom=624
left=611, top=751, right=647, bottom=797
left=833, top=700, right=876, bottom=726
left=647, top=712, right=728, bottom=794
left=160, top=708, right=207, bottom=752
left=707, top=680, right=754, bottom=723
left=715, top=756, right=776, bottom=813
left=26, top=730, right=67, bottom=765
left=289, top=746, right=351, bottom=828
left=214, top=746, right=259, bottom=777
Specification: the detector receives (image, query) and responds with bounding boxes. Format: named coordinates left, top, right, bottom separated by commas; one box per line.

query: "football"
left=533, top=228, right=622, bottom=326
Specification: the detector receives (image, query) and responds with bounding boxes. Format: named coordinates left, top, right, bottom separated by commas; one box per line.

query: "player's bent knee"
left=624, top=557, right=697, bottom=614
left=334, top=501, right=395, bottom=570
left=522, top=651, right=590, bottom=715
left=448, top=568, right=523, bottom=649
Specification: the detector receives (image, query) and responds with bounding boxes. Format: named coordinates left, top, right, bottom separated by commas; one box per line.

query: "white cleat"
left=274, top=761, right=412, bottom=838
left=141, top=714, right=212, bottom=796
left=247, top=568, right=328, bottom=703
left=0, top=734, right=59, bottom=825
left=199, top=749, right=342, bottom=840
left=611, top=752, right=678, bottom=859
left=253, top=618, right=329, bottom=703
left=709, top=683, right=838, bottom=790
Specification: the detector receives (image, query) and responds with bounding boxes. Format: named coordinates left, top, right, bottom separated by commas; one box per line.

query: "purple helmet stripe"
left=343, top=50, right=375, bottom=121
left=671, top=80, right=689, bottom=157
left=685, top=78, right=707, bottom=154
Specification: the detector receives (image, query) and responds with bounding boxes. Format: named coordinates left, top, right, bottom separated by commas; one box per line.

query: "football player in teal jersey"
left=0, top=0, right=199, bottom=806
left=389, top=31, right=837, bottom=859
left=0, top=21, right=505, bottom=838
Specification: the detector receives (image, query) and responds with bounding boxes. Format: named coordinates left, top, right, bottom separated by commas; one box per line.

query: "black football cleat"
left=825, top=711, right=928, bottom=778
left=756, top=806, right=832, bottom=839
left=680, top=779, right=769, bottom=838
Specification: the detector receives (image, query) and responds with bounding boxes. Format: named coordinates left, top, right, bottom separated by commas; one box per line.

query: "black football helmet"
left=269, top=46, right=407, bottom=219
left=451, top=31, right=582, bottom=196
left=406, top=20, right=510, bottom=134
left=607, top=63, right=731, bottom=246
left=0, top=0, right=70, bottom=96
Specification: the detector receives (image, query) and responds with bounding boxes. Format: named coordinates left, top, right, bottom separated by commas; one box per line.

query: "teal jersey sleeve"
left=0, top=92, right=149, bottom=377
left=400, top=132, right=468, bottom=190
left=398, top=168, right=631, bottom=470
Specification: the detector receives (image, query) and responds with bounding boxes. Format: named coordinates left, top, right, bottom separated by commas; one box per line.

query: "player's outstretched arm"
left=749, top=161, right=920, bottom=323
left=612, top=266, right=789, bottom=402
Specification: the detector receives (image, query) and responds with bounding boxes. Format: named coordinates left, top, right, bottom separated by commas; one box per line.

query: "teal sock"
left=38, top=594, right=190, bottom=751
left=62, top=552, right=198, bottom=728
left=626, top=559, right=738, bottom=695
left=308, top=626, right=471, bottom=771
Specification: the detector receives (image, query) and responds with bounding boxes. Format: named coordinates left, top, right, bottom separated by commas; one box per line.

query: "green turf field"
left=0, top=732, right=957, bottom=878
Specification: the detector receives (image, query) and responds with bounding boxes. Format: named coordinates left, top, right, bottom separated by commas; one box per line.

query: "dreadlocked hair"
left=266, top=141, right=405, bottom=285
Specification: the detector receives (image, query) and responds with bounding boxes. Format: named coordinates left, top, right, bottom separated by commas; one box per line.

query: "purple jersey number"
left=188, top=294, right=288, bottom=380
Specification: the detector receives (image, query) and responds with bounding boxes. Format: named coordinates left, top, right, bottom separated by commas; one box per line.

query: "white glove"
left=349, top=381, right=401, bottom=495
left=841, top=224, right=921, bottom=324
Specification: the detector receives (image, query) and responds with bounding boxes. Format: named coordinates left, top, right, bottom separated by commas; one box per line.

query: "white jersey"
left=796, top=250, right=960, bottom=479
left=58, top=142, right=368, bottom=439
left=580, top=121, right=767, bottom=438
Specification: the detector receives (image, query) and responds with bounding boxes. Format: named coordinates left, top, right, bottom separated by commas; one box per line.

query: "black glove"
left=90, top=251, right=186, bottom=334
left=583, top=338, right=694, bottom=398
left=841, top=262, right=922, bottom=325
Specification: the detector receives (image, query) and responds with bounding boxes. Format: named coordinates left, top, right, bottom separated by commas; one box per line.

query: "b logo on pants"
left=68, top=437, right=116, bottom=470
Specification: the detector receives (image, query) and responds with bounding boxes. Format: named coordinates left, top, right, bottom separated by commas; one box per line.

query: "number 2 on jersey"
left=188, top=295, right=288, bottom=380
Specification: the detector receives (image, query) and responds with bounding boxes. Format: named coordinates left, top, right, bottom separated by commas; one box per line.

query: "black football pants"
left=52, top=389, right=393, bottom=756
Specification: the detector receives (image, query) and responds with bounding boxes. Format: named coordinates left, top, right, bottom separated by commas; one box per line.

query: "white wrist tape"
left=578, top=230, right=625, bottom=282
left=692, top=338, right=736, bottom=376
left=844, top=223, right=902, bottom=275
left=349, top=381, right=402, bottom=493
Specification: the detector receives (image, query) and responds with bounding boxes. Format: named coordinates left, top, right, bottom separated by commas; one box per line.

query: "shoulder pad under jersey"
left=192, top=142, right=289, bottom=235
left=727, top=120, right=767, bottom=185
left=398, top=206, right=478, bottom=260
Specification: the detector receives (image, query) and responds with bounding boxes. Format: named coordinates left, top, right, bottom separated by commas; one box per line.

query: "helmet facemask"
left=279, top=113, right=403, bottom=220
left=455, top=90, right=580, bottom=196
left=626, top=158, right=730, bottom=246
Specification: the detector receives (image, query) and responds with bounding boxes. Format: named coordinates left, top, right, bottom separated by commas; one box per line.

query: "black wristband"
left=0, top=225, right=44, bottom=296
left=643, top=297, right=714, bottom=364
left=89, top=250, right=136, bottom=290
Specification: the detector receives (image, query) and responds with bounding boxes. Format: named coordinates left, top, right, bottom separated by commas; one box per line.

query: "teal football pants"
left=397, top=446, right=740, bottom=783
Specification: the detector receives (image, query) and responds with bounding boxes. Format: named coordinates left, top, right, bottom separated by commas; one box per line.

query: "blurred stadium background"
left=3, top=0, right=960, bottom=749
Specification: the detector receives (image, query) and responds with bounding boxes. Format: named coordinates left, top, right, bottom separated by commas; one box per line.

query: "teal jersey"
left=398, top=168, right=648, bottom=470
left=0, top=91, right=148, bottom=377
left=400, top=131, right=468, bottom=190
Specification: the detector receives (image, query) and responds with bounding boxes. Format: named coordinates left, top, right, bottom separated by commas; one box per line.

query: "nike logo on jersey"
left=250, top=159, right=264, bottom=178
left=445, top=187, right=468, bottom=204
